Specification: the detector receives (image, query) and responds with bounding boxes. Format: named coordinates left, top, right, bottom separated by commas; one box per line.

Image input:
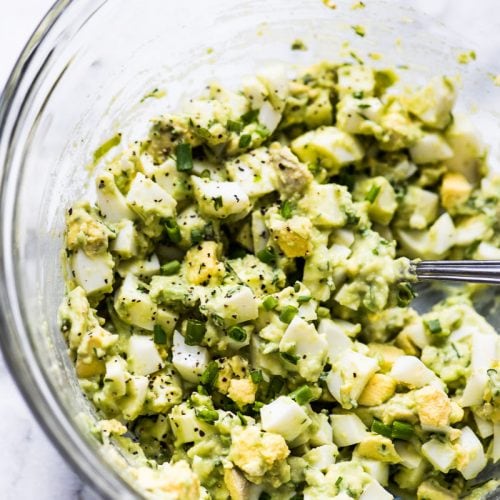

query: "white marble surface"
left=0, top=1, right=499, bottom=499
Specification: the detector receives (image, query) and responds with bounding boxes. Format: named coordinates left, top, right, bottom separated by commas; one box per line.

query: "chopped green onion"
left=227, top=120, right=243, bottom=133
left=160, top=260, right=181, bottom=276
left=391, top=420, right=414, bottom=440
left=241, top=108, right=259, bottom=124
left=197, top=385, right=209, bottom=396
left=196, top=408, right=219, bottom=423
left=267, top=376, right=285, bottom=399
left=220, top=435, right=232, bottom=447
left=185, top=319, right=207, bottom=346
left=280, top=200, right=295, bottom=219
left=191, top=228, right=204, bottom=244
left=290, top=385, right=314, bottom=405
left=201, top=361, right=219, bottom=387
left=425, top=319, right=442, bottom=334
left=175, top=143, right=193, bottom=172
left=250, top=369, right=263, bottom=384
left=237, top=412, right=248, bottom=425
left=317, top=306, right=330, bottom=318
left=257, top=247, right=277, bottom=265
left=335, top=476, right=343, bottom=487
left=200, top=169, right=211, bottom=178
left=371, top=419, right=393, bottom=438
left=262, top=296, right=279, bottom=311
left=297, top=295, right=311, bottom=303
left=280, top=352, right=299, bottom=365
left=352, top=91, right=364, bottom=99
left=279, top=305, right=298, bottom=324
left=153, top=325, right=167, bottom=344
left=365, top=184, right=381, bottom=203
left=397, top=282, right=416, bottom=307
left=239, top=134, right=252, bottom=148
left=253, top=401, right=264, bottom=412
left=228, top=325, right=247, bottom=342
left=164, top=218, right=181, bottom=243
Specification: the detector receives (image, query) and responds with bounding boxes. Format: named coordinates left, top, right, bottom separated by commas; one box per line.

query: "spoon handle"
left=413, top=260, right=500, bottom=285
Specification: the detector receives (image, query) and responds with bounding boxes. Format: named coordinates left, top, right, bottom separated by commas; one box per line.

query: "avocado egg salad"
left=59, top=59, right=500, bottom=500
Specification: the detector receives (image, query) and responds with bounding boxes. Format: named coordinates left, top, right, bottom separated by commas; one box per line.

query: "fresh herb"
left=160, top=260, right=181, bottom=276
left=191, top=228, right=204, bottom=244
left=352, top=91, right=364, bottom=99
left=290, top=385, right=314, bottom=405
left=250, top=369, right=263, bottom=384
left=175, top=143, right=193, bottom=172
left=280, top=200, right=295, bottom=219
left=195, top=408, right=219, bottom=423
left=396, top=282, right=416, bottom=307
left=201, top=361, right=219, bottom=388
left=164, top=218, right=181, bottom=243
left=297, top=295, right=312, bottom=303
left=267, top=376, right=285, bottom=399
left=335, top=476, right=343, bottom=488
left=425, top=319, right=442, bottom=334
left=197, top=385, right=208, bottom=396
left=371, top=419, right=393, bottom=438
left=227, top=120, right=243, bottom=133
left=263, top=296, right=279, bottom=311
left=185, top=319, right=207, bottom=346
left=279, top=305, right=298, bottom=324
left=280, top=352, right=299, bottom=365
left=365, top=184, right=381, bottom=203
left=237, top=412, right=248, bottom=425
left=257, top=247, right=277, bottom=265
left=239, top=134, right=252, bottom=148
left=391, top=420, right=414, bottom=440
left=228, top=325, right=247, bottom=342
left=153, top=325, right=167, bottom=344
left=241, top=109, right=259, bottom=125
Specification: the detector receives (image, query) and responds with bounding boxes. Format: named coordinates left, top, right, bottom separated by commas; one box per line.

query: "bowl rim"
left=0, top=1, right=137, bottom=497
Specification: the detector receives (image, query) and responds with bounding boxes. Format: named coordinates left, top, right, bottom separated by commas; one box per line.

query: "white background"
left=0, top=0, right=499, bottom=498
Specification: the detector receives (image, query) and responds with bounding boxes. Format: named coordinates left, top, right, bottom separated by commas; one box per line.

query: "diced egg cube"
left=390, top=355, right=441, bottom=388
left=191, top=177, right=250, bottom=220
left=172, top=330, right=210, bottom=384
left=260, top=396, right=311, bottom=442
left=330, top=414, right=367, bottom=447
left=421, top=438, right=456, bottom=473
left=72, top=249, right=114, bottom=296
left=126, top=172, right=177, bottom=221
left=456, top=426, right=487, bottom=480
left=128, top=335, right=164, bottom=376
left=409, top=132, right=453, bottom=164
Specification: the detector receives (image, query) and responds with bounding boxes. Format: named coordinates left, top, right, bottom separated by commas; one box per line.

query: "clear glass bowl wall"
left=1, top=0, right=499, bottom=497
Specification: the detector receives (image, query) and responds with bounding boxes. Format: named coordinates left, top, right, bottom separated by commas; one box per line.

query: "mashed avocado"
left=59, top=57, right=500, bottom=499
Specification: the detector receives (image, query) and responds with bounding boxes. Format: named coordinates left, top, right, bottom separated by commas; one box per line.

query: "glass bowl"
left=0, top=0, right=499, bottom=497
